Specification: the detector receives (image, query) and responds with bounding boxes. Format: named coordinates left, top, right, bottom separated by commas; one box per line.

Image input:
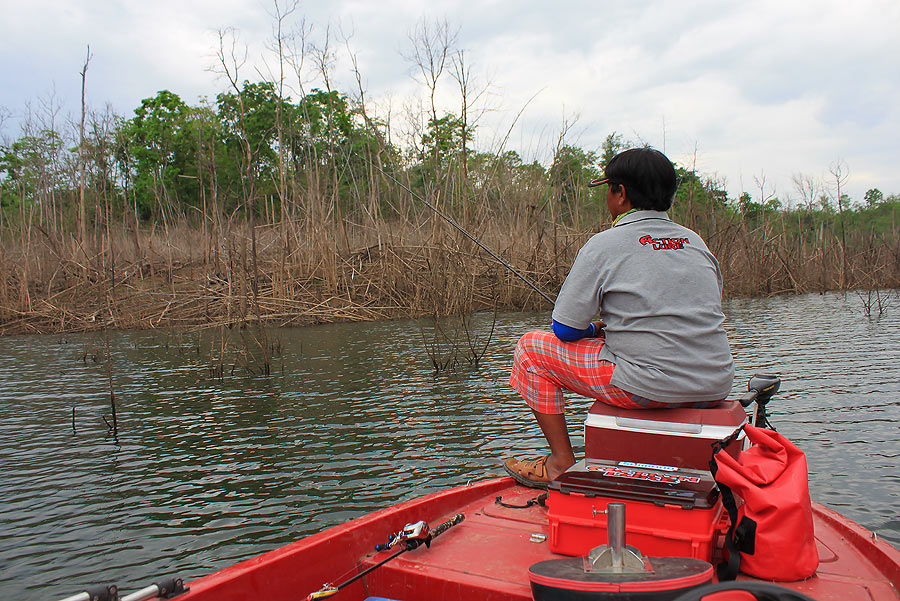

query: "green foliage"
left=215, top=81, right=286, bottom=207
left=842, top=196, right=900, bottom=236
left=291, top=88, right=387, bottom=209
left=117, top=90, right=203, bottom=219
left=2, top=74, right=898, bottom=262
left=1, top=130, right=66, bottom=193
left=600, top=132, right=630, bottom=169
left=670, top=168, right=729, bottom=225
left=464, top=149, right=547, bottom=207
left=550, top=145, right=602, bottom=205
left=0, top=129, right=70, bottom=223
left=421, top=113, right=472, bottom=165
left=864, top=188, right=884, bottom=206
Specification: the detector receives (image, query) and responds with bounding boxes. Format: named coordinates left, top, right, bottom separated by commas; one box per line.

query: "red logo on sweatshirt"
left=639, top=235, right=690, bottom=250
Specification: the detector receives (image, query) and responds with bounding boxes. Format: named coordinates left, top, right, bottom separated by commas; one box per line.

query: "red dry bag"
left=710, top=424, right=819, bottom=581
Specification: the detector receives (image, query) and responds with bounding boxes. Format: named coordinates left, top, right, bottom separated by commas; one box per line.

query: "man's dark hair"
left=605, top=147, right=678, bottom=211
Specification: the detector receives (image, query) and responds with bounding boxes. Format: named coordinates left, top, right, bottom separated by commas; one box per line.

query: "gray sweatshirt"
left=552, top=210, right=734, bottom=402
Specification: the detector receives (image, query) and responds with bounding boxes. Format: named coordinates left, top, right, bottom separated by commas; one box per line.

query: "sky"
left=1, top=0, right=898, bottom=205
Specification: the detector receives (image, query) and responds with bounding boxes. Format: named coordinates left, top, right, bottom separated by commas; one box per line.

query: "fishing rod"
left=306, top=513, right=465, bottom=600
left=378, top=168, right=556, bottom=306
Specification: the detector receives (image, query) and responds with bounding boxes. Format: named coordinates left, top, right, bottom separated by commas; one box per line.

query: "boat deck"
left=178, top=478, right=900, bottom=601
left=364, top=482, right=899, bottom=601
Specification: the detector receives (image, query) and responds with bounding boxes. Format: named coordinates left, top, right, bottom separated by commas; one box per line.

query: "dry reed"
left=2, top=175, right=899, bottom=337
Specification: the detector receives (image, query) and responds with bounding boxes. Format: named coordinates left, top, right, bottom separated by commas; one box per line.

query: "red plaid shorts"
left=509, top=331, right=721, bottom=414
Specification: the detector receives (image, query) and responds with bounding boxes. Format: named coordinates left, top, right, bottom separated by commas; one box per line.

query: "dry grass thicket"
left=2, top=18, right=899, bottom=337
left=2, top=176, right=899, bottom=337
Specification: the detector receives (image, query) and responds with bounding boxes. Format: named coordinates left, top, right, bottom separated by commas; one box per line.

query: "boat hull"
left=172, top=477, right=900, bottom=601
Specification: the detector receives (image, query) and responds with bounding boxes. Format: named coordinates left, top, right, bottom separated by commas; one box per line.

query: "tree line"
left=1, top=15, right=898, bottom=335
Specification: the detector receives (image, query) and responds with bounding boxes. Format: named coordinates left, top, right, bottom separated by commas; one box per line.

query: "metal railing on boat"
left=56, top=576, right=187, bottom=601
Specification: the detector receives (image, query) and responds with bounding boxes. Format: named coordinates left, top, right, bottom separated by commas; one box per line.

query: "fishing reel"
left=376, top=520, right=433, bottom=551
left=739, top=374, right=781, bottom=429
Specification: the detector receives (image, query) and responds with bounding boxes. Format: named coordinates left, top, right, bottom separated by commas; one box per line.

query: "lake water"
left=0, top=292, right=898, bottom=600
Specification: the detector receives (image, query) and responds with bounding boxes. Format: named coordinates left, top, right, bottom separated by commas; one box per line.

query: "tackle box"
left=546, top=459, right=726, bottom=560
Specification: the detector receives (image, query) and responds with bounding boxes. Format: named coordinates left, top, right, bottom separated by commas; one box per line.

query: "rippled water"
left=1, top=292, right=898, bottom=600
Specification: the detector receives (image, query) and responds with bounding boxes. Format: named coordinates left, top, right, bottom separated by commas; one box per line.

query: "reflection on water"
left=0, top=292, right=898, bottom=599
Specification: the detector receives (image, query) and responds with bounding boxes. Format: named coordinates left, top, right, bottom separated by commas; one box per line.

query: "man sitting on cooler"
left=504, top=147, right=734, bottom=488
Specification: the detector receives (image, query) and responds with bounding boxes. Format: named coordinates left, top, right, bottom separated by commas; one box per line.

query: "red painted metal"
left=546, top=486, right=725, bottom=559
left=166, top=401, right=900, bottom=601
left=175, top=478, right=515, bottom=601
left=168, top=477, right=900, bottom=601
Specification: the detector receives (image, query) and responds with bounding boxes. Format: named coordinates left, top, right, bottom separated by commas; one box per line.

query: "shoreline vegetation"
left=2, top=177, right=898, bottom=337
left=2, top=20, right=899, bottom=337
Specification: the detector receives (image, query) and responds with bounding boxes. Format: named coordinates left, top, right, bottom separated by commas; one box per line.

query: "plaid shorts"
left=509, top=330, right=721, bottom=414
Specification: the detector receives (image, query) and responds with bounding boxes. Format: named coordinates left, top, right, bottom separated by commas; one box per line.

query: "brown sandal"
left=503, top=454, right=552, bottom=489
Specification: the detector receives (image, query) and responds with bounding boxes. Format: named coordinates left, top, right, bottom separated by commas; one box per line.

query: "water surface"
left=0, top=292, right=897, bottom=599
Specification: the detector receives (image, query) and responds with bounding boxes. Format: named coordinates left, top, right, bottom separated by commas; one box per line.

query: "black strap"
left=710, top=425, right=755, bottom=581
left=495, top=493, right=548, bottom=509
left=711, top=423, right=745, bottom=455
left=712, top=476, right=743, bottom=580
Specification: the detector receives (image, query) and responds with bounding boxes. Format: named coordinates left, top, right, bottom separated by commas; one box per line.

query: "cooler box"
left=584, top=400, right=747, bottom=470
left=547, top=459, right=726, bottom=560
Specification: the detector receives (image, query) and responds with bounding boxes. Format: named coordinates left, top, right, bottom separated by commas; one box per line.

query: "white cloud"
left=1, top=0, right=898, bottom=201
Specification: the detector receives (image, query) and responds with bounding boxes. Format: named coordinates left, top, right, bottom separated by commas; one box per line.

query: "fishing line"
left=377, top=168, right=556, bottom=306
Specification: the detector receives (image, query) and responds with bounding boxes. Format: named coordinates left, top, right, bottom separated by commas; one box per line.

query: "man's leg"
left=532, top=410, right=576, bottom=480
left=505, top=331, right=612, bottom=486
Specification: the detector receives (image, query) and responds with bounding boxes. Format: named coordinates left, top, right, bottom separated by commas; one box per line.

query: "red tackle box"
left=546, top=459, right=726, bottom=561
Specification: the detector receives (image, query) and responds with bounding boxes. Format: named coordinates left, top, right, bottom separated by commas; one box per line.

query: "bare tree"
left=791, top=173, right=818, bottom=212
left=0, top=106, right=11, bottom=231
left=405, top=18, right=458, bottom=186
left=406, top=19, right=458, bottom=127
left=310, top=24, right=352, bottom=257
left=449, top=48, right=494, bottom=222
left=283, top=13, right=314, bottom=232
left=829, top=159, right=850, bottom=289
left=213, top=27, right=261, bottom=310
left=549, top=114, right=582, bottom=275
left=686, top=142, right=700, bottom=230
left=79, top=45, right=93, bottom=263
left=342, top=26, right=392, bottom=224
left=262, top=0, right=300, bottom=215
left=753, top=171, right=777, bottom=209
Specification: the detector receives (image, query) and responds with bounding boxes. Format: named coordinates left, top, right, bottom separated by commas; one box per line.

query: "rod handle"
left=430, top=513, right=465, bottom=540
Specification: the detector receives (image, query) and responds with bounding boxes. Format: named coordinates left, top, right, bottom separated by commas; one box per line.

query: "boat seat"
left=583, top=400, right=747, bottom=470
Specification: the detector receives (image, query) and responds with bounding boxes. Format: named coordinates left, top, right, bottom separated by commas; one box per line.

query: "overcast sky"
left=2, top=0, right=898, bottom=204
